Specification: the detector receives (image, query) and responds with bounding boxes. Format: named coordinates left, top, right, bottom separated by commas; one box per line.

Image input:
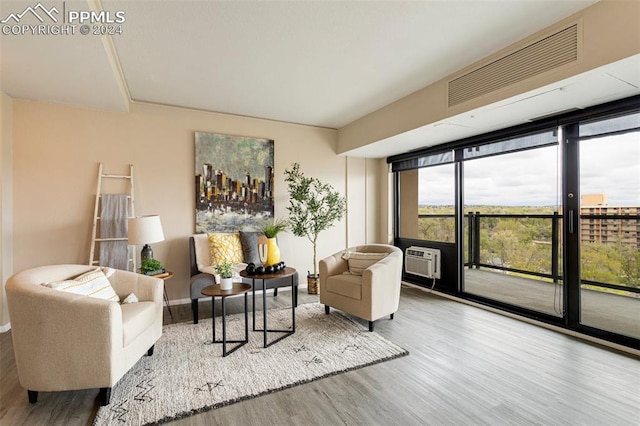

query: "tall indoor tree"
left=284, top=163, right=346, bottom=294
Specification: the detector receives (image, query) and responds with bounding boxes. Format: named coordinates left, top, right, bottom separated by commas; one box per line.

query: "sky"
left=418, top=131, right=640, bottom=207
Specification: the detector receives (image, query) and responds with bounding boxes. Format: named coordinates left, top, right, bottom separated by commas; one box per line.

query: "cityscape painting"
left=195, top=132, right=274, bottom=233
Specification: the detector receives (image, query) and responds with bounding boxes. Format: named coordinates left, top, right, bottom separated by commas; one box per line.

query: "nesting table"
left=201, top=282, right=252, bottom=357
left=240, top=266, right=297, bottom=348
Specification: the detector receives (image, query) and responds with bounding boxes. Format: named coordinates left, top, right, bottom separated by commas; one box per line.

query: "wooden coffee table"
left=201, top=282, right=252, bottom=357
left=240, top=267, right=297, bottom=348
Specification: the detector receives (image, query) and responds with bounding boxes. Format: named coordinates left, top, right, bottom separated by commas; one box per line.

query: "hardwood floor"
left=1, top=286, right=638, bottom=425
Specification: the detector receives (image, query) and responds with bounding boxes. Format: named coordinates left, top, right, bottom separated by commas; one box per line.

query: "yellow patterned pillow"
left=208, top=232, right=244, bottom=266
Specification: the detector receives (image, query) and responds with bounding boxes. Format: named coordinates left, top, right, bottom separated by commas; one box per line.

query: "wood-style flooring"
left=1, top=286, right=638, bottom=425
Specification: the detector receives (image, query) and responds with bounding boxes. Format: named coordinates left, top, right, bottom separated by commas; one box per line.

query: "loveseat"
left=5, top=264, right=163, bottom=405
left=320, top=244, right=403, bottom=331
left=189, top=233, right=299, bottom=323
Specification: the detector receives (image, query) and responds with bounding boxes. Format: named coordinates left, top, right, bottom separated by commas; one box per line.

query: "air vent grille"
left=448, top=24, right=578, bottom=107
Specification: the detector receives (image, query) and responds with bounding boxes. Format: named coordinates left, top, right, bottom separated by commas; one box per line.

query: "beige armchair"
left=5, top=264, right=163, bottom=406
left=320, top=244, right=403, bottom=331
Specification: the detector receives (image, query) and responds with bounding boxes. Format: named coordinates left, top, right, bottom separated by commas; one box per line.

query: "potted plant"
left=215, top=261, right=235, bottom=290
left=284, top=163, right=346, bottom=294
left=140, top=258, right=165, bottom=276
left=261, top=217, right=288, bottom=266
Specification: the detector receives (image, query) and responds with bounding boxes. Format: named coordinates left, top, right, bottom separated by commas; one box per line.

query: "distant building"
left=581, top=193, right=608, bottom=206
left=580, top=194, right=640, bottom=248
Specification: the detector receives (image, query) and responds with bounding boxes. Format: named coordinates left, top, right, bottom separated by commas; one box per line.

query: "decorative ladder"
left=89, top=163, right=136, bottom=271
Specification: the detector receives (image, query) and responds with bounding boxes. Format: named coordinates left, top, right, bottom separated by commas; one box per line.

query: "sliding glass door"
left=461, top=132, right=564, bottom=317
left=391, top=97, right=640, bottom=348
left=577, top=115, right=640, bottom=339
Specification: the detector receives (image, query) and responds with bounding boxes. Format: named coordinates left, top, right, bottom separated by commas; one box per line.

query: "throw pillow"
left=239, top=231, right=263, bottom=265
left=342, top=251, right=388, bottom=276
left=101, top=266, right=116, bottom=278
left=122, top=292, right=139, bottom=304
left=194, top=233, right=213, bottom=272
left=208, top=232, right=244, bottom=266
left=46, top=268, right=120, bottom=302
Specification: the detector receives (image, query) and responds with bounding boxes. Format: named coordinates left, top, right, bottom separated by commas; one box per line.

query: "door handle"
left=569, top=210, right=575, bottom=234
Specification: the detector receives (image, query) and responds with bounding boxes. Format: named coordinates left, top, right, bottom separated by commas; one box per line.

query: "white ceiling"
left=345, top=54, right=640, bottom=158
left=2, top=0, right=637, bottom=158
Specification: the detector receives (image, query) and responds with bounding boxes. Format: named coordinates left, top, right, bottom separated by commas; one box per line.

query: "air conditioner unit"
left=405, top=246, right=441, bottom=279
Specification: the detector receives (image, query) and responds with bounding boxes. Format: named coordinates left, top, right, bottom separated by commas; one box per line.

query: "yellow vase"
left=266, top=237, right=280, bottom=266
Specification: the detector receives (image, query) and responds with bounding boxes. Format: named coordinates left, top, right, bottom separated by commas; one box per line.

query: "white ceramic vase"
left=220, top=277, right=233, bottom=290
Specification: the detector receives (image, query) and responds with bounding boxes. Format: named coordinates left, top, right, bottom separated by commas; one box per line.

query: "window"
left=390, top=97, right=640, bottom=348
left=398, top=151, right=454, bottom=243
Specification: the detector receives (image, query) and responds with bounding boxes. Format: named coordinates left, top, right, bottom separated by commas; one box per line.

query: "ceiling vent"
left=448, top=24, right=579, bottom=107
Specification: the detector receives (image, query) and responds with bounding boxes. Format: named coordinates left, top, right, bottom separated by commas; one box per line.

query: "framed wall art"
left=195, top=132, right=274, bottom=233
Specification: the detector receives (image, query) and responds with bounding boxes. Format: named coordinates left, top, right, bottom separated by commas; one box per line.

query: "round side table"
left=201, top=283, right=252, bottom=357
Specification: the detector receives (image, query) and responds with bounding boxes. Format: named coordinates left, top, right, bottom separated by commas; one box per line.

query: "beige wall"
left=1, top=92, right=13, bottom=330
left=371, top=158, right=393, bottom=245
left=345, top=157, right=389, bottom=247
left=346, top=157, right=365, bottom=246
left=338, top=0, right=640, bottom=152
left=8, top=100, right=380, bottom=305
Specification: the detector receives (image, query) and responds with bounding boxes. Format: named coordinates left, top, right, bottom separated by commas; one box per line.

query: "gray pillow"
left=239, top=231, right=263, bottom=265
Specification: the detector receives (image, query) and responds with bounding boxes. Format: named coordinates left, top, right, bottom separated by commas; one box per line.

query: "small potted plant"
left=262, top=217, right=288, bottom=238
left=261, top=217, right=288, bottom=266
left=140, top=258, right=165, bottom=276
left=215, top=261, right=235, bottom=290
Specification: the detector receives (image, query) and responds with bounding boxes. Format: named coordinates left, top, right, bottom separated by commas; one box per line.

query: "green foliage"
left=619, top=245, right=640, bottom=288
left=582, top=242, right=640, bottom=290
left=416, top=204, right=639, bottom=292
left=215, top=261, right=234, bottom=279
left=581, top=242, right=620, bottom=285
left=262, top=217, right=288, bottom=238
left=418, top=216, right=455, bottom=243
left=140, top=257, right=163, bottom=273
left=284, top=163, right=346, bottom=277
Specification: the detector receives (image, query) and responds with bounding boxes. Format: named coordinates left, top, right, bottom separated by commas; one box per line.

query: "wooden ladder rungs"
left=96, top=215, right=135, bottom=220
left=89, top=163, right=136, bottom=271
left=90, top=257, right=136, bottom=266
left=101, top=174, right=132, bottom=179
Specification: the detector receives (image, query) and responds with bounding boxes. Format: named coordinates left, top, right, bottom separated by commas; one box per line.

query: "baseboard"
left=0, top=322, right=11, bottom=334
left=401, top=281, right=640, bottom=358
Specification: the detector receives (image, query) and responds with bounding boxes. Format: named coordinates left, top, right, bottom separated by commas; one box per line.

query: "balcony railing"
left=417, top=212, right=640, bottom=295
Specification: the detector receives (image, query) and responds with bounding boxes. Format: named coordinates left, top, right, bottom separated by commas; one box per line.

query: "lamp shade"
left=128, top=215, right=165, bottom=245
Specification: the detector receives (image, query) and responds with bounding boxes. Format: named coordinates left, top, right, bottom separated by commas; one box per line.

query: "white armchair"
left=320, top=244, right=403, bottom=331
left=5, top=264, right=163, bottom=405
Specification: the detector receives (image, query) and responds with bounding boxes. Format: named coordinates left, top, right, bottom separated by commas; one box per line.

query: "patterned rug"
left=93, top=303, right=408, bottom=425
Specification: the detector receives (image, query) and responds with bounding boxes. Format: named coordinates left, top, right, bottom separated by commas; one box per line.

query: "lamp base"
left=141, top=244, right=154, bottom=262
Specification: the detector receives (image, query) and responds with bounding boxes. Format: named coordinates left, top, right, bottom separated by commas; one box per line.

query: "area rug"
left=93, top=303, right=408, bottom=425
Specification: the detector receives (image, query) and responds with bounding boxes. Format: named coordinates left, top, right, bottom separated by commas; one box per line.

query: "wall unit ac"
left=405, top=247, right=441, bottom=279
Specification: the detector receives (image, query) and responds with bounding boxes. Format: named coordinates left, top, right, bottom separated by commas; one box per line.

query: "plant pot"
left=307, top=275, right=319, bottom=295
left=266, top=237, right=280, bottom=266
left=220, top=277, right=233, bottom=291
